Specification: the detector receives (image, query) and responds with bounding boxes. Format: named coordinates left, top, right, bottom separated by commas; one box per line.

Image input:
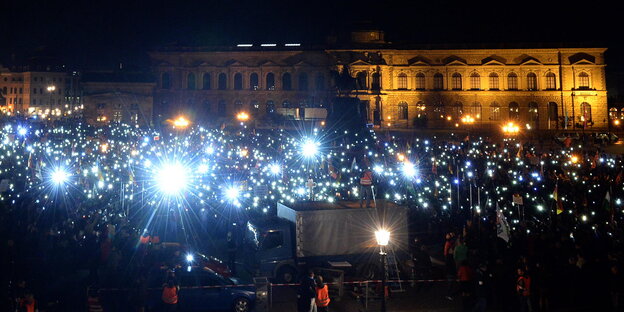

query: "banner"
left=496, top=204, right=511, bottom=242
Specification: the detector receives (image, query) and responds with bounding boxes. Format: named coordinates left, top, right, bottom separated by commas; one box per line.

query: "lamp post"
left=375, top=229, right=390, bottom=312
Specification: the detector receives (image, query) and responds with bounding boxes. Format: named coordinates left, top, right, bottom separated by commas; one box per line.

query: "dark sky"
left=0, top=0, right=621, bottom=70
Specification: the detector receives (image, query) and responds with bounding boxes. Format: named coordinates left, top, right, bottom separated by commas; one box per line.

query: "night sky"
left=0, top=0, right=621, bottom=72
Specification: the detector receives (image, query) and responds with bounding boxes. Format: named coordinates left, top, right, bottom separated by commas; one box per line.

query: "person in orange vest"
left=359, top=169, right=374, bottom=208
left=19, top=293, right=36, bottom=312
left=516, top=267, right=532, bottom=312
left=315, top=276, right=330, bottom=312
left=162, top=279, right=179, bottom=312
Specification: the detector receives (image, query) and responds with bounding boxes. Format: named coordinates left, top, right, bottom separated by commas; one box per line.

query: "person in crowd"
left=359, top=168, right=374, bottom=208
left=517, top=267, right=532, bottom=312
left=315, top=275, right=330, bottom=312
left=161, top=278, right=179, bottom=312
left=472, top=263, right=490, bottom=312
left=454, top=238, right=468, bottom=270
left=298, top=269, right=317, bottom=312
left=457, top=260, right=474, bottom=311
left=444, top=232, right=457, bottom=300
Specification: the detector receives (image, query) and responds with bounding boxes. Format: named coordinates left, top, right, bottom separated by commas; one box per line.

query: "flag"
left=432, top=160, right=438, bottom=175
left=351, top=157, right=357, bottom=171
left=516, top=144, right=523, bottom=158
left=603, top=189, right=612, bottom=212
left=553, top=184, right=564, bottom=215
left=496, top=203, right=511, bottom=242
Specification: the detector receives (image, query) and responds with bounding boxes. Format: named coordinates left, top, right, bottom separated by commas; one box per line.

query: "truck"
left=245, top=200, right=409, bottom=283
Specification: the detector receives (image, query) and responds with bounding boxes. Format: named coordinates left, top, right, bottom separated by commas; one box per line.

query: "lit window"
left=581, top=102, right=592, bottom=122
left=398, top=101, right=408, bottom=120
left=578, top=72, right=590, bottom=89
left=527, top=73, right=537, bottom=90
left=507, top=73, right=518, bottom=90
left=452, top=73, right=462, bottom=90
left=415, top=73, right=425, bottom=90
left=546, top=73, right=556, bottom=90
left=490, top=102, right=501, bottom=121
left=489, top=73, right=499, bottom=90
left=397, top=73, right=408, bottom=90
left=470, top=73, right=480, bottom=90
left=509, top=102, right=519, bottom=120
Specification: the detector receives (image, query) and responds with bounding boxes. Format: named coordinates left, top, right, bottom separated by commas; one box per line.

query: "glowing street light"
left=236, top=112, right=250, bottom=121
left=570, top=155, right=579, bottom=164
left=375, top=229, right=390, bottom=312
left=502, top=122, right=520, bottom=135
left=46, top=85, right=56, bottom=92
left=186, top=254, right=194, bottom=262
left=461, top=115, right=475, bottom=124
left=155, top=162, right=189, bottom=196
left=173, top=116, right=190, bottom=129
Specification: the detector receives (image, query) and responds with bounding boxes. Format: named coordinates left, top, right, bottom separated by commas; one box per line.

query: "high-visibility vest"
left=162, top=286, right=178, bottom=304
left=360, top=171, right=373, bottom=186
left=139, top=235, right=150, bottom=244
left=316, top=285, right=330, bottom=307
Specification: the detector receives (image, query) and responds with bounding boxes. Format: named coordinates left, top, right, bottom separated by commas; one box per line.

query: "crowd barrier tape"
left=97, top=279, right=453, bottom=292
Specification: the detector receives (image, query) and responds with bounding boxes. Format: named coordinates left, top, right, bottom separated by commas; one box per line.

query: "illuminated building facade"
left=0, top=65, right=82, bottom=117
left=150, top=33, right=607, bottom=130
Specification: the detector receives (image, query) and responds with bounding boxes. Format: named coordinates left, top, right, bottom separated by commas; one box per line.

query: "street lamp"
left=236, top=111, right=250, bottom=122
left=502, top=121, right=520, bottom=135
left=173, top=116, right=190, bottom=129
left=375, top=229, right=390, bottom=312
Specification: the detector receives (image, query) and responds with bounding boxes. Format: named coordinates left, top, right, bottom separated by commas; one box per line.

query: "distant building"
left=81, top=71, right=155, bottom=127
left=150, top=31, right=608, bottom=131
left=0, top=65, right=82, bottom=117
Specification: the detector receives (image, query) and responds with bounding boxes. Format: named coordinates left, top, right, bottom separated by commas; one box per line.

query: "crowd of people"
left=1, top=114, right=624, bottom=311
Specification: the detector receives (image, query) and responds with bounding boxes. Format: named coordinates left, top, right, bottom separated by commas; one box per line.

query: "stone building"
left=150, top=32, right=607, bottom=131
left=82, top=71, right=155, bottom=127
left=0, top=65, right=82, bottom=117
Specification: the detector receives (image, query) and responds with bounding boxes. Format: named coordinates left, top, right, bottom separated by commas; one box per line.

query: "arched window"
left=356, top=72, right=367, bottom=90
left=372, top=72, right=381, bottom=90
left=545, top=72, right=556, bottom=90
left=235, top=100, right=243, bottom=111
left=266, top=73, right=275, bottom=90
left=282, top=100, right=290, bottom=108
left=527, top=72, right=538, bottom=90
left=548, top=102, right=558, bottom=121
left=161, top=73, right=171, bottom=89
left=218, top=100, right=227, bottom=116
left=398, top=101, right=408, bottom=120
left=218, top=73, right=227, bottom=90
left=203, top=100, right=211, bottom=112
left=509, top=102, right=520, bottom=120
left=581, top=102, right=592, bottom=122
left=489, top=73, right=499, bottom=90
left=250, top=100, right=259, bottom=114
left=470, top=102, right=482, bottom=120
left=315, top=74, right=325, bottom=91
left=415, top=73, right=425, bottom=90
left=433, top=73, right=444, bottom=90
left=250, top=73, right=259, bottom=90
left=609, top=107, right=619, bottom=120
left=187, top=73, right=196, bottom=90
left=234, top=73, right=243, bottom=90
left=397, top=73, right=408, bottom=90
left=2, top=87, right=6, bottom=94
left=526, top=102, right=538, bottom=127
left=416, top=101, right=426, bottom=116
left=266, top=100, right=275, bottom=113
left=282, top=73, right=292, bottom=90
left=452, top=73, right=462, bottom=90
left=470, top=73, right=481, bottom=90
left=490, top=102, right=501, bottom=121
left=202, top=73, right=211, bottom=90
left=298, top=73, right=308, bottom=91
left=507, top=73, right=518, bottom=90
left=578, top=72, right=590, bottom=89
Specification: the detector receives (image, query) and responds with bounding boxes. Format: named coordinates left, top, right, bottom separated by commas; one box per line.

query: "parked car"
left=594, top=132, right=619, bottom=144
left=554, top=132, right=581, bottom=143
left=146, top=266, right=255, bottom=312
left=152, top=243, right=233, bottom=278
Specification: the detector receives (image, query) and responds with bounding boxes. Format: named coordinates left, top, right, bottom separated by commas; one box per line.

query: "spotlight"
left=156, top=162, right=189, bottom=195
left=301, top=139, right=319, bottom=158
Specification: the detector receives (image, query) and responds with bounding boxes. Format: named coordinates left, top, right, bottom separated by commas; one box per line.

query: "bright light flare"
left=375, top=229, right=390, bottom=246
left=51, top=167, right=70, bottom=185
left=502, top=122, right=520, bottom=135
left=301, top=139, right=319, bottom=158
left=270, top=164, right=281, bottom=175
left=236, top=112, right=250, bottom=121
left=17, top=127, right=28, bottom=136
left=155, top=162, right=189, bottom=195
left=401, top=162, right=417, bottom=178
left=225, top=186, right=240, bottom=201
left=173, top=116, right=190, bottom=128
left=186, top=254, right=194, bottom=262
